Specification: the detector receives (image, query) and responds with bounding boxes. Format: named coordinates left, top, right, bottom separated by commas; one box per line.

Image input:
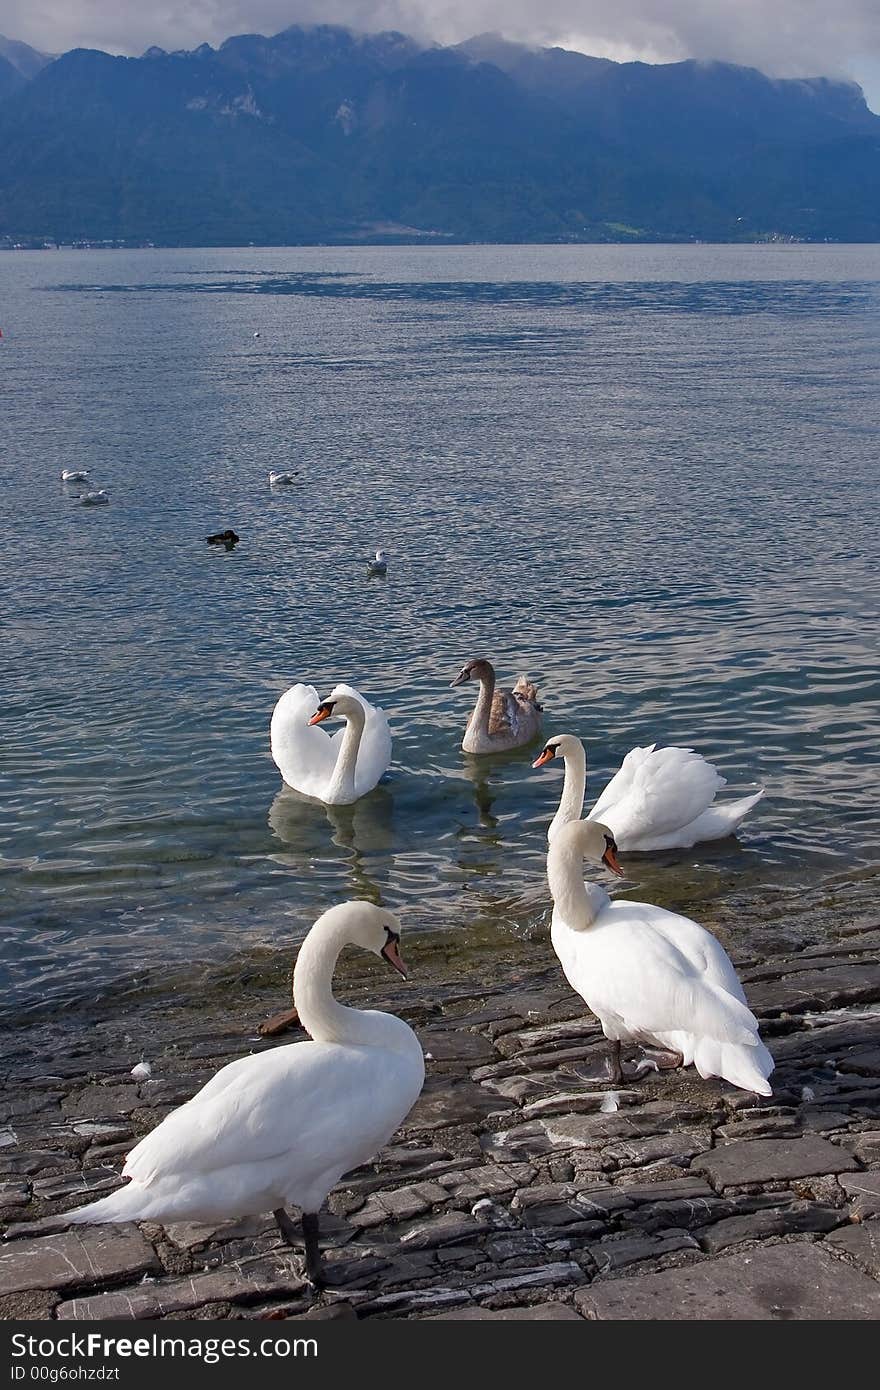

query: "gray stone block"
left=825, top=1219, right=880, bottom=1276
left=839, top=1171, right=880, bottom=1217
left=575, top=1244, right=880, bottom=1319
left=694, top=1134, right=858, bottom=1188
left=0, top=1226, right=159, bottom=1297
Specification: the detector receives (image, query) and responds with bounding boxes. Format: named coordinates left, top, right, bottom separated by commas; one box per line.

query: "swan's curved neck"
left=469, top=668, right=496, bottom=737
left=548, top=743, right=587, bottom=842
left=327, top=704, right=366, bottom=801
left=547, top=839, right=601, bottom=931
left=293, top=920, right=395, bottom=1048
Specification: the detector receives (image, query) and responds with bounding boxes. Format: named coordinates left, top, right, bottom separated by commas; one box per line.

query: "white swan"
left=61, top=469, right=89, bottom=482
left=79, top=490, right=109, bottom=506
left=66, top=901, right=425, bottom=1286
left=546, top=819, right=774, bottom=1095
left=367, top=549, right=388, bottom=577
left=533, top=733, right=763, bottom=851
left=451, top=658, right=543, bottom=754
left=268, top=471, right=298, bottom=485
left=270, top=683, right=392, bottom=806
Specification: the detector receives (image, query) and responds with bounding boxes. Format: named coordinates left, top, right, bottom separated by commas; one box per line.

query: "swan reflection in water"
left=456, top=739, right=540, bottom=837
left=267, top=784, right=396, bottom=904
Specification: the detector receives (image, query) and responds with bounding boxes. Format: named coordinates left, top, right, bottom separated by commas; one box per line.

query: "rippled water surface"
left=3, top=243, right=879, bottom=1019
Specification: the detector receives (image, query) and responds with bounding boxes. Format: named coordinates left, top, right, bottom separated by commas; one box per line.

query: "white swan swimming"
left=61, top=469, right=90, bottom=482
left=533, top=733, right=763, bottom=851
left=268, top=471, right=298, bottom=485
left=65, top=901, right=425, bottom=1286
left=270, top=683, right=392, bottom=806
left=545, top=819, right=774, bottom=1095
left=450, top=658, right=543, bottom=754
left=79, top=490, right=110, bottom=506
left=367, top=549, right=388, bottom=577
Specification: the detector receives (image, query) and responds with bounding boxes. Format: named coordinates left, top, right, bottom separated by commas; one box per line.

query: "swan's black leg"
left=607, top=1040, right=625, bottom=1084
left=274, top=1207, right=325, bottom=1289
left=302, top=1211, right=324, bottom=1289
left=273, top=1206, right=300, bottom=1246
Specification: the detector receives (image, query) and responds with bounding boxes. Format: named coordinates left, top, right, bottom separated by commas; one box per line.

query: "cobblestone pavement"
left=2, top=917, right=880, bottom=1320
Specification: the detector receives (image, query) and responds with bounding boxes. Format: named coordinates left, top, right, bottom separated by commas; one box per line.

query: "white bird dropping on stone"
left=800, top=1085, right=815, bottom=1102
left=600, top=1090, right=620, bottom=1113
left=131, top=1062, right=152, bottom=1081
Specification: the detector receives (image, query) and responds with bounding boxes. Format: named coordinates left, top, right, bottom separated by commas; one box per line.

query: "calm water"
left=3, top=243, right=880, bottom=1021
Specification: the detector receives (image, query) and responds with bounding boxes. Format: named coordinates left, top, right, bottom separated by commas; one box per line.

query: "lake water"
left=3, top=243, right=879, bottom=1022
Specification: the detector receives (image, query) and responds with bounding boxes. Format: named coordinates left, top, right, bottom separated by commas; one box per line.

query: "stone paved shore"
left=2, top=916, right=880, bottom=1321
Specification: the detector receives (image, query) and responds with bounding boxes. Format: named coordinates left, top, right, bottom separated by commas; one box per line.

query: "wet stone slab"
left=0, top=1226, right=160, bottom=1297
left=574, top=1244, right=880, bottom=1320
left=825, top=1218, right=880, bottom=1271
left=694, top=1134, right=859, bottom=1189
left=56, top=1257, right=306, bottom=1319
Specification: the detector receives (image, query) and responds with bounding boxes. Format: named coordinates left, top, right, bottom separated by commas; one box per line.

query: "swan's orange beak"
left=602, top=844, right=625, bottom=877
left=532, top=746, right=555, bottom=768
left=381, top=937, right=408, bottom=979
left=308, top=703, right=333, bottom=726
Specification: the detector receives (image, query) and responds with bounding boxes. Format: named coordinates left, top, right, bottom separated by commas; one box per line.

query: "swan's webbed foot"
left=639, top=1048, right=684, bottom=1073
left=273, top=1207, right=325, bottom=1290
left=607, top=1041, right=683, bottom=1081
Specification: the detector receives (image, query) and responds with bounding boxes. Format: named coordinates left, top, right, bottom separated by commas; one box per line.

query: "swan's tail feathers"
left=675, top=787, right=765, bottom=848
left=692, top=1034, right=774, bottom=1097
left=65, top=1181, right=150, bottom=1225
left=717, top=787, right=765, bottom=830
left=513, top=675, right=541, bottom=709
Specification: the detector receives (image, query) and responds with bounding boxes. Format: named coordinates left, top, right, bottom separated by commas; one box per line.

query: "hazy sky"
left=3, top=0, right=880, bottom=107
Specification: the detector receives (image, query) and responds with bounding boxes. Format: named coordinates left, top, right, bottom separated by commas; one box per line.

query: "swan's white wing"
left=560, top=902, right=758, bottom=1047
left=624, top=899, right=748, bottom=1004
left=590, top=746, right=725, bottom=845
left=329, top=684, right=392, bottom=798
left=124, top=1039, right=420, bottom=1194
left=587, top=744, right=656, bottom=822
left=270, top=683, right=344, bottom=800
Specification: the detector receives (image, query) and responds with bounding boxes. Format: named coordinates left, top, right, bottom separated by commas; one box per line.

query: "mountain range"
left=1, top=24, right=878, bottom=246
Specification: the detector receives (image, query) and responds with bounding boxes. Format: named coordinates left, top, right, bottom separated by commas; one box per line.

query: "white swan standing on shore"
left=533, top=733, right=763, bottom=851
left=65, top=902, right=425, bottom=1287
left=270, top=683, right=392, bottom=806
left=546, top=819, right=774, bottom=1095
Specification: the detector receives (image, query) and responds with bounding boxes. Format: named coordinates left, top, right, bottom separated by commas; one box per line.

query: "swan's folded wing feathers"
left=587, top=744, right=655, bottom=823
left=269, top=683, right=341, bottom=799
left=595, top=746, right=725, bottom=842
left=581, top=911, right=759, bottom=1047
left=124, top=1043, right=390, bottom=1190
left=488, top=688, right=518, bottom=739
left=513, top=674, right=540, bottom=707
left=640, top=900, right=749, bottom=1005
